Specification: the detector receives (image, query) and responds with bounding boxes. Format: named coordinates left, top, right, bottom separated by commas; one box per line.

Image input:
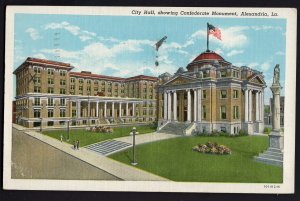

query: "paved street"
left=11, top=128, right=120, bottom=180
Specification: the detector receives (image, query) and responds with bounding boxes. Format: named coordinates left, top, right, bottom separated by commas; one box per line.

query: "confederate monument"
left=255, top=64, right=283, bottom=167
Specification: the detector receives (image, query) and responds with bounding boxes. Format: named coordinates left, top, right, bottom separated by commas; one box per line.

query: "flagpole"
left=206, top=23, right=209, bottom=52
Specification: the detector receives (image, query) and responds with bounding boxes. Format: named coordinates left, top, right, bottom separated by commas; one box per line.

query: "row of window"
left=34, top=67, right=67, bottom=76
left=202, top=105, right=239, bottom=120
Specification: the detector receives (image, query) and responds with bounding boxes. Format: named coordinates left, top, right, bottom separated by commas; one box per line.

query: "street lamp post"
left=67, top=119, right=70, bottom=141
left=130, top=127, right=139, bottom=166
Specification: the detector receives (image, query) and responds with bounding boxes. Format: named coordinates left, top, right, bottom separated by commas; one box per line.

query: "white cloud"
left=44, top=21, right=97, bottom=42
left=250, top=25, right=283, bottom=31
left=32, top=53, right=47, bottom=59
left=25, top=28, right=42, bottom=40
left=226, top=49, right=244, bottom=57
left=275, top=51, right=285, bottom=56
left=261, top=61, right=271, bottom=71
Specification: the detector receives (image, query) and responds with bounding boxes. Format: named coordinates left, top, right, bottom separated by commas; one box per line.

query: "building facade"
left=14, top=57, right=158, bottom=128
left=157, top=50, right=266, bottom=135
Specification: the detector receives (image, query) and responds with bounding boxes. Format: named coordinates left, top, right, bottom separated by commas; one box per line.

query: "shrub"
left=264, top=127, right=271, bottom=134
left=238, top=129, right=248, bottom=136
left=193, top=142, right=231, bottom=155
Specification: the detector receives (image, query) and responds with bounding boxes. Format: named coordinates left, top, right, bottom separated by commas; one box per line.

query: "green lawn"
left=109, top=136, right=283, bottom=183
left=43, top=124, right=156, bottom=147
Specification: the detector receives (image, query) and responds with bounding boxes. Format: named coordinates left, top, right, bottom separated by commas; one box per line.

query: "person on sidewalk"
left=73, top=141, right=76, bottom=150
left=76, top=140, right=80, bottom=150
left=60, top=134, right=63, bottom=142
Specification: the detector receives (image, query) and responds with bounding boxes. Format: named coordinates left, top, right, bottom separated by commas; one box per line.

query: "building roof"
left=70, top=72, right=158, bottom=82
left=13, top=57, right=74, bottom=74
left=193, top=51, right=225, bottom=62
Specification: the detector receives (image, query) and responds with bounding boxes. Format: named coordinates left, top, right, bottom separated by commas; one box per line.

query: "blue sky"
left=14, top=13, right=286, bottom=103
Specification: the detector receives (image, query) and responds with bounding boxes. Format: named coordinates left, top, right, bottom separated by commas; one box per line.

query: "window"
left=70, top=78, right=75, bottom=83
left=34, top=67, right=41, bottom=74
left=34, top=86, right=41, bottom=93
left=60, top=98, right=65, bottom=106
left=79, top=79, right=83, bottom=84
left=149, top=95, right=153, bottom=99
left=60, top=109, right=66, bottom=117
left=60, top=70, right=66, bottom=76
left=60, top=88, right=66, bottom=94
left=114, top=88, right=118, bottom=92
left=233, top=71, right=239, bottom=78
left=87, top=86, right=91, bottom=92
left=233, top=90, right=239, bottom=99
left=70, top=85, right=75, bottom=90
left=94, top=87, right=98, bottom=91
left=60, top=79, right=66, bottom=86
left=48, top=78, right=54, bottom=85
left=47, top=68, right=54, bottom=75
left=101, top=82, right=105, bottom=86
left=202, top=105, right=207, bottom=119
left=72, top=102, right=76, bottom=107
left=47, top=121, right=54, bottom=126
left=221, top=71, right=227, bottom=77
left=72, top=110, right=77, bottom=117
left=48, top=109, right=53, bottom=117
left=220, top=106, right=226, bottom=119
left=34, top=109, right=40, bottom=118
left=202, top=90, right=207, bottom=99
left=143, top=88, right=147, bottom=92
left=108, top=88, right=111, bottom=92
left=108, top=82, right=112, bottom=87
left=101, top=87, right=105, bottom=92
left=220, top=90, right=227, bottom=99
left=48, top=87, right=54, bottom=94
left=203, top=71, right=208, bottom=78
left=34, top=77, right=41, bottom=84
left=79, top=86, right=83, bottom=91
left=87, top=80, right=91, bottom=85
left=48, top=98, right=53, bottom=106
left=233, top=106, right=239, bottom=119
left=34, top=97, right=40, bottom=106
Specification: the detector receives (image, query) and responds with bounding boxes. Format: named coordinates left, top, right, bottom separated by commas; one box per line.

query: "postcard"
left=3, top=6, right=296, bottom=193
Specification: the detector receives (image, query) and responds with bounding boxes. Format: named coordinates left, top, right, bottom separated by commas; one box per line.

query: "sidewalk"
left=13, top=124, right=169, bottom=181
left=115, top=132, right=179, bottom=145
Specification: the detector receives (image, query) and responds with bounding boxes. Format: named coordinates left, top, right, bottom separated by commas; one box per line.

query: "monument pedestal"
left=254, top=131, right=283, bottom=167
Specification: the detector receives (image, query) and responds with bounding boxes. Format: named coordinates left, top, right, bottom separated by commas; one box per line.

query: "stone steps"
left=157, top=122, right=190, bottom=135
left=254, top=148, right=283, bottom=167
left=85, top=140, right=132, bottom=156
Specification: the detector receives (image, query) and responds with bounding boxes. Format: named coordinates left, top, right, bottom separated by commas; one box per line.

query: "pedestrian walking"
left=60, top=134, right=63, bottom=142
left=73, top=141, right=76, bottom=150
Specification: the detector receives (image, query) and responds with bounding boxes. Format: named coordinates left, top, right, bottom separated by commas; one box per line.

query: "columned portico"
left=167, top=91, right=172, bottom=121
left=197, top=89, right=202, bottom=122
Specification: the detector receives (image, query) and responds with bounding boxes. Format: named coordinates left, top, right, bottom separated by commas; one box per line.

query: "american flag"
left=208, top=23, right=222, bottom=40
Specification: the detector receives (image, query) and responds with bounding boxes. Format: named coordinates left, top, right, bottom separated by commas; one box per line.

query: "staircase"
left=157, top=122, right=190, bottom=135
left=254, top=147, right=283, bottom=167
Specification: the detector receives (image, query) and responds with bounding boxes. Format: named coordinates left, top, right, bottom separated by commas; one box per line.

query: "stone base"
left=243, top=122, right=254, bottom=135
left=269, top=131, right=284, bottom=150
left=255, top=121, right=265, bottom=133
left=254, top=147, right=283, bottom=167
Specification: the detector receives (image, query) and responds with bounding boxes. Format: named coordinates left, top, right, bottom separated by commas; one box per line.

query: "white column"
left=193, top=89, right=197, bottom=122
left=261, top=91, right=264, bottom=121
left=77, top=100, right=81, bottom=118
left=244, top=89, right=248, bottom=122
left=173, top=91, right=177, bottom=121
left=167, top=91, right=171, bottom=120
left=119, top=103, right=122, bottom=117
left=249, top=90, right=252, bottom=122
left=96, top=101, right=99, bottom=117
left=163, top=91, right=167, bottom=120
left=111, top=102, right=115, bottom=117
left=88, top=101, right=90, bottom=118
left=197, top=89, right=202, bottom=122
left=187, top=89, right=191, bottom=122
left=126, top=102, right=129, bottom=116
left=132, top=103, right=135, bottom=117
left=256, top=91, right=259, bottom=121
left=104, top=102, right=107, bottom=118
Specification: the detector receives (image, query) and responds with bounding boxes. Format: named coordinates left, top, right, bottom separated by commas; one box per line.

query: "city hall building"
left=14, top=57, right=158, bottom=128
left=14, top=49, right=266, bottom=135
left=156, top=50, right=266, bottom=135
